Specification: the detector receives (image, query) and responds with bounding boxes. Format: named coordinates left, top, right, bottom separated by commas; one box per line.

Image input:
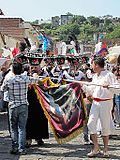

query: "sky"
left=0, top=0, right=120, bottom=21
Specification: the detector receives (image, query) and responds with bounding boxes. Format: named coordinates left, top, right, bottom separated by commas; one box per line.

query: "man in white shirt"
left=82, top=57, right=120, bottom=158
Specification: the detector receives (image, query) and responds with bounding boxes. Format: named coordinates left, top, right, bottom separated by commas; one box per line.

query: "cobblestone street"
left=0, top=112, right=120, bottom=160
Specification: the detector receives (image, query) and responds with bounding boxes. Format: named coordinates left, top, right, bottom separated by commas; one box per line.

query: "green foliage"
left=80, top=24, right=96, bottom=34
left=106, top=25, right=120, bottom=39
left=33, top=14, right=120, bottom=43
left=50, top=23, right=80, bottom=41
left=32, top=19, right=39, bottom=24
left=87, top=16, right=100, bottom=27
left=40, top=23, right=52, bottom=29
left=71, top=15, right=87, bottom=25
left=104, top=18, right=112, bottom=26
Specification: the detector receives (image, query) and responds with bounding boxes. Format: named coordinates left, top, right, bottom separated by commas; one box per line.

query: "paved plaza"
left=0, top=112, right=120, bottom=160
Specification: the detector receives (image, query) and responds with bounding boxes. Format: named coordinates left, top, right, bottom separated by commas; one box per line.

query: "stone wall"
left=0, top=34, right=19, bottom=48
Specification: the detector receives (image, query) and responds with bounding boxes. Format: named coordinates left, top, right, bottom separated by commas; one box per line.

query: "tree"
left=40, top=23, right=52, bottom=29
left=102, top=15, right=113, bottom=20
left=71, top=15, right=87, bottom=25
left=78, top=24, right=96, bottom=41
left=87, top=16, right=100, bottom=27
left=32, top=19, right=39, bottom=24
left=66, top=12, right=73, bottom=16
left=50, top=23, right=80, bottom=41
left=80, top=23, right=96, bottom=35
left=106, top=25, right=120, bottom=39
left=104, top=18, right=112, bottom=26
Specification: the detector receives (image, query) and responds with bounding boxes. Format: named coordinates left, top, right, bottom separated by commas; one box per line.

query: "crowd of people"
left=0, top=37, right=120, bottom=158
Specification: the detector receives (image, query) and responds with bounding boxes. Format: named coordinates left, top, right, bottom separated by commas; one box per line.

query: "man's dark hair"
left=19, top=41, right=27, bottom=52
left=93, top=56, right=105, bottom=68
left=12, top=62, right=23, bottom=75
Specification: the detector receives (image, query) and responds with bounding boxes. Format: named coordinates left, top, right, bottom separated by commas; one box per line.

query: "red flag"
left=102, top=42, right=107, bottom=49
left=0, top=9, right=4, bottom=15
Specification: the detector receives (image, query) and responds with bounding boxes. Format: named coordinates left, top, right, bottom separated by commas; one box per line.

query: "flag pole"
left=63, top=79, right=120, bottom=89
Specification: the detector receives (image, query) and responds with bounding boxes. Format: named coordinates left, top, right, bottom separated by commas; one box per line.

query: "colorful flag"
left=33, top=77, right=87, bottom=144
left=97, top=42, right=108, bottom=55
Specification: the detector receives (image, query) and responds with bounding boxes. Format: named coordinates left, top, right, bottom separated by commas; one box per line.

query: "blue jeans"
left=114, top=94, right=120, bottom=123
left=9, top=104, right=28, bottom=150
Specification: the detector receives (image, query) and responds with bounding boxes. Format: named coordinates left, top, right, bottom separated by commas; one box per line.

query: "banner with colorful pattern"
left=34, top=77, right=87, bottom=144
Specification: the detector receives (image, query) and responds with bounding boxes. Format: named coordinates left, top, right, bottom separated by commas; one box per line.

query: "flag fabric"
left=95, top=41, right=108, bottom=56
left=0, top=9, right=4, bottom=15
left=97, top=42, right=108, bottom=55
left=33, top=77, right=87, bottom=144
left=38, top=34, right=50, bottom=52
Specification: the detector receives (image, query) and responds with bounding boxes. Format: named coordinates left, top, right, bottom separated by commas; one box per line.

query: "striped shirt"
left=1, top=74, right=39, bottom=108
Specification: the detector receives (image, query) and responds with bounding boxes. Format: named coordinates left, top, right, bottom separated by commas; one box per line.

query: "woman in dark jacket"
left=25, top=65, right=49, bottom=147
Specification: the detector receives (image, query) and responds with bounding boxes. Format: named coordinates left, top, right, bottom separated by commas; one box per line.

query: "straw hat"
left=107, top=55, right=117, bottom=64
